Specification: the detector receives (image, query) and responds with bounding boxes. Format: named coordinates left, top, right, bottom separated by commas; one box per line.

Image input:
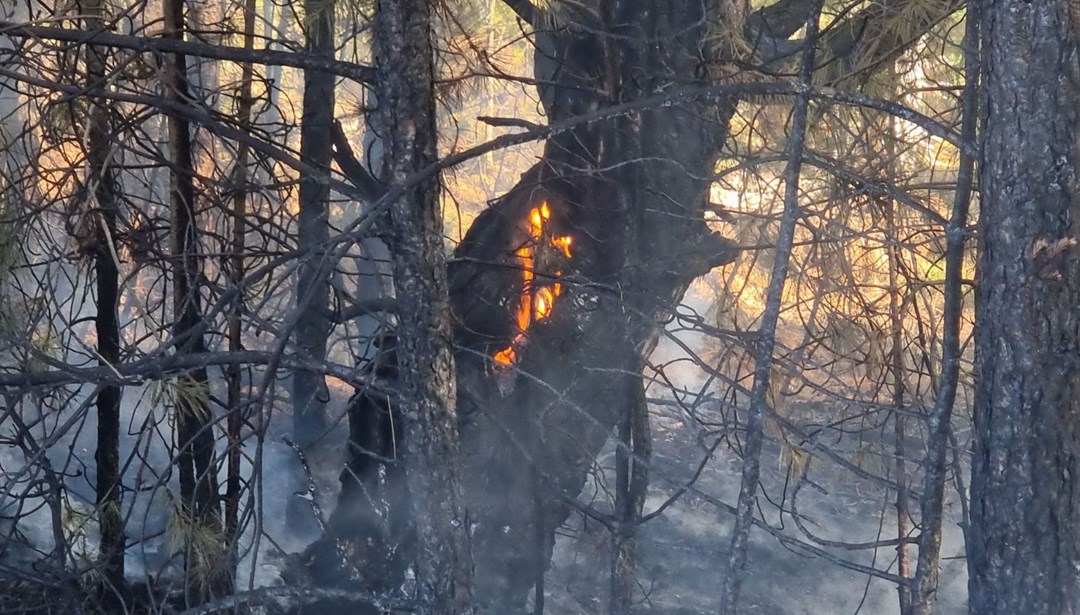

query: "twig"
left=477, top=115, right=546, bottom=131
left=282, top=436, right=327, bottom=534
left=0, top=21, right=377, bottom=83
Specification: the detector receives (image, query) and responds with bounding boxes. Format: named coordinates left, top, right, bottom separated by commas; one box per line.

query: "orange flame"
left=494, top=202, right=573, bottom=368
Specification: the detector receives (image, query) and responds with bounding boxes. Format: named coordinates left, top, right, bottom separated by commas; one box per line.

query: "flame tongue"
left=494, top=202, right=573, bottom=368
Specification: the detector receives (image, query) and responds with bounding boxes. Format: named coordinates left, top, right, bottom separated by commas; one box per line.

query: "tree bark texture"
left=969, top=1, right=1080, bottom=613
left=163, top=0, right=228, bottom=602
left=290, top=0, right=335, bottom=537
left=375, top=0, right=475, bottom=613
left=306, top=0, right=962, bottom=612
left=82, top=0, right=125, bottom=594
left=225, top=0, right=257, bottom=570
left=610, top=373, right=650, bottom=615
left=293, top=0, right=334, bottom=449
left=909, top=0, right=978, bottom=612
left=446, top=4, right=740, bottom=611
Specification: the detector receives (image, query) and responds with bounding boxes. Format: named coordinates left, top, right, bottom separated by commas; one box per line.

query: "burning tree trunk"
left=304, top=0, right=963, bottom=612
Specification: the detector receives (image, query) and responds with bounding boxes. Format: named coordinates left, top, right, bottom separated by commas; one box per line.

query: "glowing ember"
left=494, top=202, right=573, bottom=368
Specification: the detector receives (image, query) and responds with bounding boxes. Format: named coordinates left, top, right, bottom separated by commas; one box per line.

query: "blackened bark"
left=301, top=337, right=413, bottom=601
left=908, top=2, right=978, bottom=612
left=310, top=1, right=960, bottom=612
left=291, top=0, right=335, bottom=534
left=607, top=13, right=653, bottom=607
left=447, top=0, right=740, bottom=606
left=968, top=1, right=1080, bottom=614
left=225, top=0, right=257, bottom=569
left=82, top=0, right=124, bottom=593
left=611, top=372, right=650, bottom=615
left=163, top=0, right=227, bottom=602
left=375, top=0, right=474, bottom=612
left=719, top=3, right=820, bottom=611
left=293, top=0, right=334, bottom=443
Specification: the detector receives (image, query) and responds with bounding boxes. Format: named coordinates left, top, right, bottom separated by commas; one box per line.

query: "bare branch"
left=477, top=115, right=546, bottom=131
left=175, top=585, right=414, bottom=615
left=331, top=120, right=385, bottom=201
left=0, top=350, right=388, bottom=392
left=747, top=0, right=965, bottom=79
left=332, top=297, right=399, bottom=323
left=0, top=21, right=377, bottom=83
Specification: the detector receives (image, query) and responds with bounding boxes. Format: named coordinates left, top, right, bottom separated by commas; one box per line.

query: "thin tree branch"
left=0, top=350, right=388, bottom=392
left=331, top=120, right=385, bottom=201
left=719, top=1, right=823, bottom=610
left=174, top=585, right=414, bottom=615
left=477, top=115, right=546, bottom=131
left=332, top=297, right=399, bottom=322
left=0, top=21, right=377, bottom=83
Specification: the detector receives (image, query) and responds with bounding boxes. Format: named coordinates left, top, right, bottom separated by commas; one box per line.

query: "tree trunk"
left=719, top=3, right=819, bottom=610
left=968, top=1, right=1080, bottom=613
left=289, top=0, right=335, bottom=537
left=163, top=0, right=227, bottom=602
left=610, top=372, right=650, bottom=615
left=224, top=0, right=257, bottom=572
left=82, top=0, right=125, bottom=596
left=307, top=1, right=959, bottom=612
left=908, top=1, right=978, bottom=612
left=886, top=144, right=912, bottom=615
left=375, top=0, right=474, bottom=611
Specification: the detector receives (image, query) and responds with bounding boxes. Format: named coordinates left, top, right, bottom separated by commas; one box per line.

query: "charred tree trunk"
left=290, top=0, right=335, bottom=536
left=82, top=0, right=125, bottom=595
left=375, top=0, right=474, bottom=611
left=442, top=2, right=738, bottom=609
left=610, top=371, right=650, bottom=615
left=293, top=5, right=334, bottom=433
left=448, top=3, right=741, bottom=610
left=967, top=1, right=1080, bottom=613
left=163, top=0, right=227, bottom=602
left=908, top=1, right=977, bottom=612
left=607, top=20, right=653, bottom=609
left=306, top=1, right=961, bottom=612
left=224, top=0, right=257, bottom=571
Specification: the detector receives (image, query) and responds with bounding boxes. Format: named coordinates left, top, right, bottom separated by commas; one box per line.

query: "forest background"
left=0, top=0, right=1073, bottom=614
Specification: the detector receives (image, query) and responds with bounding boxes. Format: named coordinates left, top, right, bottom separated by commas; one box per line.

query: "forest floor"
left=259, top=377, right=970, bottom=615
left=544, top=408, right=970, bottom=615
left=0, top=353, right=970, bottom=614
